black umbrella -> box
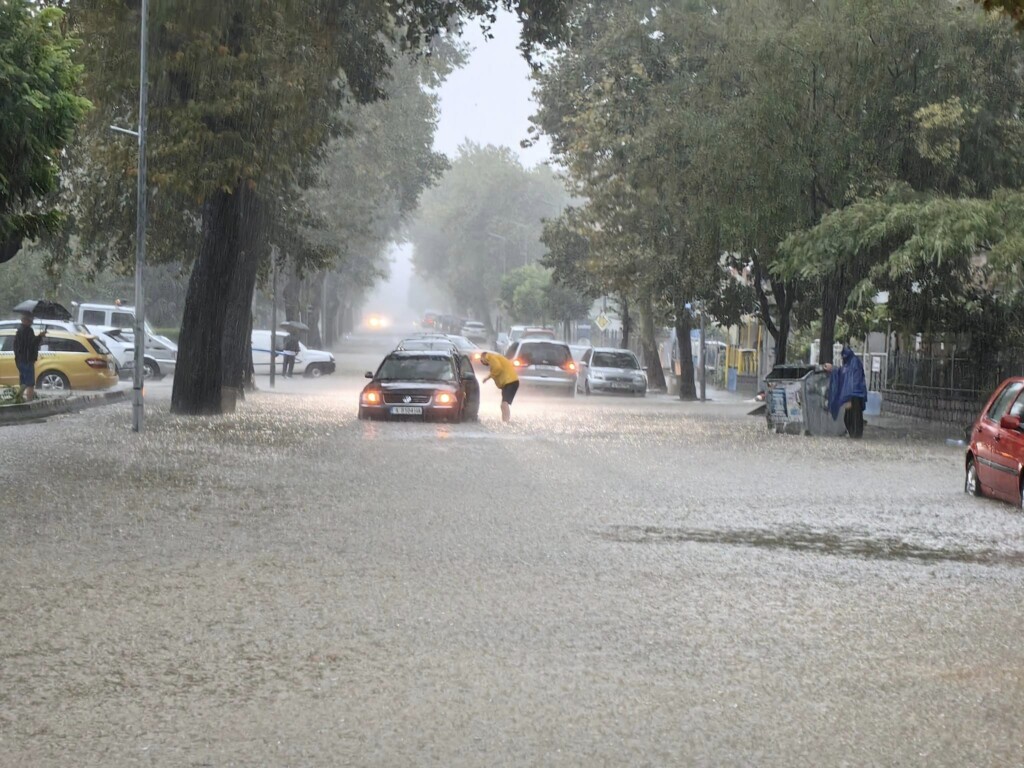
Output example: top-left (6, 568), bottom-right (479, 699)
top-left (13, 299), bottom-right (72, 321)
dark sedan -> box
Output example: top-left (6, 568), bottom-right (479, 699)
top-left (359, 350), bottom-right (475, 422)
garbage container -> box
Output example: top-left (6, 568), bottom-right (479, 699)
top-left (765, 364), bottom-right (848, 436)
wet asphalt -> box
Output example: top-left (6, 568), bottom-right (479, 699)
top-left (1, 332), bottom-right (1022, 767)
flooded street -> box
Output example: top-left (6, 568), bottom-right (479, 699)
top-left (2, 334), bottom-right (1023, 767)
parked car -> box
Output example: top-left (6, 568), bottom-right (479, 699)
top-left (577, 347), bottom-right (647, 396)
top-left (0, 328), bottom-right (118, 392)
top-left (251, 330), bottom-right (335, 377)
top-left (460, 320), bottom-right (488, 344)
top-left (0, 319), bottom-right (138, 379)
top-left (965, 377), bottom-right (1024, 508)
top-left (504, 338), bottom-right (578, 396)
top-left (395, 336), bottom-right (480, 418)
top-left (359, 349), bottom-right (477, 421)
top-left (73, 303), bottom-right (178, 378)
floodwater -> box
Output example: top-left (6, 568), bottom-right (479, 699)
top-left (1, 333), bottom-right (1022, 766)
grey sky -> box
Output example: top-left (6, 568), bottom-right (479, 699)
top-left (433, 11), bottom-right (552, 168)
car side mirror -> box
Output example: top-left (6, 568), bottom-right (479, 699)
top-left (364, 371), bottom-right (373, 379)
top-left (999, 414), bottom-right (1022, 431)
top-left (462, 370), bottom-right (475, 380)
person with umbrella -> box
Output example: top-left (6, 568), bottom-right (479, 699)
top-left (14, 312), bottom-right (46, 401)
top-left (279, 322), bottom-right (306, 378)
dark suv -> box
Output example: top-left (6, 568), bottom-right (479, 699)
top-left (359, 350), bottom-right (478, 421)
top-left (503, 339), bottom-right (578, 397)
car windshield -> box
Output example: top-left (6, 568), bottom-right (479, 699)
top-left (518, 342), bottom-right (570, 366)
top-left (592, 351), bottom-right (639, 369)
top-left (378, 356), bottom-right (455, 381)
top-left (399, 339), bottom-right (455, 351)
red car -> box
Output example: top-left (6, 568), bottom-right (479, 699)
top-left (965, 377), bottom-right (1024, 508)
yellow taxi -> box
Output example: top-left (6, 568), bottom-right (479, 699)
top-left (0, 328), bottom-right (119, 392)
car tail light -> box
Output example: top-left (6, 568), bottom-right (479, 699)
top-left (85, 357), bottom-right (108, 369)
top-left (362, 390), bottom-right (381, 404)
top-left (437, 392), bottom-right (453, 404)
top-left (472, 352), bottom-right (482, 360)
top-left (565, 361), bottom-right (577, 372)
top-left (512, 358), bottom-right (523, 367)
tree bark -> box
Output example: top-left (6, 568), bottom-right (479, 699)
top-left (171, 187), bottom-right (243, 415)
top-left (283, 263), bottom-right (301, 322)
top-left (308, 272), bottom-right (325, 348)
top-left (620, 296), bottom-right (631, 349)
top-left (819, 269), bottom-right (846, 367)
top-left (675, 306), bottom-right (697, 400)
top-left (640, 295), bottom-right (667, 393)
top-left (221, 189), bottom-right (263, 396)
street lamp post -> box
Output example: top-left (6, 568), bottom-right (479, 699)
top-left (110, 1), bottom-right (150, 431)
top-left (131, 0), bottom-right (150, 432)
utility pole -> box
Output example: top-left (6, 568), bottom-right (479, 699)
top-left (270, 245), bottom-right (278, 389)
top-left (699, 301), bottom-right (706, 402)
top-left (131, 0), bottom-right (149, 433)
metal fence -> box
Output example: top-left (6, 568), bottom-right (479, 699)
top-left (886, 352), bottom-right (1024, 400)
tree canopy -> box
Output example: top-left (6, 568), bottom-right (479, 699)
top-left (0, 1), bottom-right (90, 264)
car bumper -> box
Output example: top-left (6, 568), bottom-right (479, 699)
top-left (360, 403), bottom-right (459, 420)
top-left (519, 374), bottom-right (577, 391)
top-left (590, 380), bottom-right (646, 394)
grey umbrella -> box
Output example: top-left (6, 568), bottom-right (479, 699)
top-left (280, 320), bottom-right (309, 332)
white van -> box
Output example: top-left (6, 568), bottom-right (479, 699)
top-left (251, 330), bottom-right (336, 378)
top-left (74, 302), bottom-right (178, 379)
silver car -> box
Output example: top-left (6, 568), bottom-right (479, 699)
top-left (505, 339), bottom-right (578, 396)
top-left (578, 347), bottom-right (647, 396)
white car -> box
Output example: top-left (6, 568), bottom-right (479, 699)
top-left (577, 347), bottom-right (647, 396)
top-left (460, 321), bottom-right (487, 343)
top-left (251, 330), bottom-right (336, 377)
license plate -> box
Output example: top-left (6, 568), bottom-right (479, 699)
top-left (391, 406), bottom-right (423, 416)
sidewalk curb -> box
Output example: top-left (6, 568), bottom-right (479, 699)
top-left (0, 390), bottom-right (126, 426)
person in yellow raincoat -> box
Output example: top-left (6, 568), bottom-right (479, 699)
top-left (479, 351), bottom-right (520, 423)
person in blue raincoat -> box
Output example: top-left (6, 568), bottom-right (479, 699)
top-left (823, 345), bottom-right (868, 438)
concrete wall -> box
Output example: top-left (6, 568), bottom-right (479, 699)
top-left (881, 389), bottom-right (983, 427)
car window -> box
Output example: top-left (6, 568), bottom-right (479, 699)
top-left (82, 309), bottom-right (106, 325)
top-left (87, 337), bottom-right (111, 355)
top-left (592, 351), bottom-right (640, 369)
top-left (1008, 391), bottom-right (1024, 419)
top-left (517, 342), bottom-right (570, 366)
top-left (0, 334), bottom-right (13, 352)
top-left (986, 382), bottom-right (1024, 421)
top-left (378, 356), bottom-right (456, 381)
top-left (42, 337), bottom-right (88, 354)
top-left (112, 312), bottom-right (135, 328)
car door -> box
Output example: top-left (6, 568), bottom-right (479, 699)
top-left (0, 332), bottom-right (16, 386)
top-left (974, 381), bottom-right (1024, 499)
top-left (993, 389), bottom-right (1024, 503)
top-left (459, 353), bottom-right (480, 415)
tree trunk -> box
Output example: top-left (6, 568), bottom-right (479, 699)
top-left (308, 272), bottom-right (325, 348)
top-left (172, 187), bottom-right (243, 415)
top-left (620, 296), bottom-right (631, 349)
top-left (221, 196), bottom-right (263, 397)
top-left (640, 295), bottom-right (667, 393)
top-left (283, 263), bottom-right (301, 322)
top-left (820, 271), bottom-right (845, 367)
top-left (676, 307), bottom-right (697, 401)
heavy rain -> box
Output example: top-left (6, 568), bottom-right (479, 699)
top-left (2, 1), bottom-right (1024, 766)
